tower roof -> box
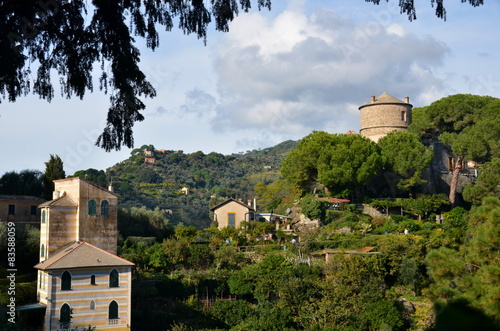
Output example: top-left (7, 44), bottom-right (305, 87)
top-left (359, 92), bottom-right (412, 109)
top-left (34, 241), bottom-right (134, 270)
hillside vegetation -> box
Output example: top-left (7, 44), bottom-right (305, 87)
top-left (2, 94), bottom-right (500, 330)
top-left (73, 140), bottom-right (298, 230)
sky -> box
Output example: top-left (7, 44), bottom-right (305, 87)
top-left (1, 0), bottom-right (499, 175)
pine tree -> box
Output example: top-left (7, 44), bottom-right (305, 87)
top-left (43, 154), bottom-right (66, 200)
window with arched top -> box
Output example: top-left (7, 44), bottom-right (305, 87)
top-left (88, 200), bottom-right (97, 215)
top-left (90, 300), bottom-right (95, 310)
top-left (108, 300), bottom-right (118, 319)
top-left (90, 275), bottom-right (96, 285)
top-left (59, 303), bottom-right (71, 328)
top-left (101, 200), bottom-right (109, 215)
top-left (41, 244), bottom-right (45, 258)
top-left (109, 269), bottom-right (119, 288)
top-left (41, 209), bottom-right (46, 223)
top-left (61, 271), bottom-right (71, 290)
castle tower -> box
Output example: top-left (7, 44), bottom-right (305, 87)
top-left (358, 92), bottom-right (412, 142)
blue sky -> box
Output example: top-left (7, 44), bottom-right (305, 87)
top-left (1, 0), bottom-right (499, 175)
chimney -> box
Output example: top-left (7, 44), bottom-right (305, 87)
top-left (405, 96), bottom-right (410, 103)
top-left (52, 190), bottom-right (60, 199)
top-left (253, 198), bottom-right (257, 211)
top-left (371, 95), bottom-right (376, 102)
top-left (247, 199), bottom-right (252, 206)
top-left (108, 185), bottom-right (114, 192)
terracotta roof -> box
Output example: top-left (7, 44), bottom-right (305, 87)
top-left (210, 198), bottom-right (255, 212)
top-left (359, 92), bottom-right (412, 109)
top-left (34, 241), bottom-right (134, 270)
top-left (39, 193), bottom-right (77, 208)
top-left (316, 197), bottom-right (351, 204)
top-left (357, 246), bottom-right (376, 254)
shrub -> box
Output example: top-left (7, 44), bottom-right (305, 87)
top-left (398, 220), bottom-right (420, 233)
top-left (361, 300), bottom-right (404, 330)
top-left (211, 300), bottom-right (254, 327)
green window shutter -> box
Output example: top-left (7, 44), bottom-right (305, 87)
top-left (88, 200), bottom-right (97, 215)
top-left (101, 200), bottom-right (109, 215)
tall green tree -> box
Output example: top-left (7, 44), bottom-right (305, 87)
top-left (281, 131), bottom-right (336, 195)
top-left (1, 1), bottom-right (272, 151)
top-left (317, 134), bottom-right (383, 198)
top-left (426, 197), bottom-right (500, 324)
top-left (410, 94), bottom-right (500, 206)
top-left (378, 131), bottom-right (433, 191)
top-left (282, 131), bottom-right (383, 199)
top-left (43, 154), bottom-right (65, 200)
top-left (0, 169), bottom-right (44, 197)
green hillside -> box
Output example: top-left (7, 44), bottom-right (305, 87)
top-left (73, 140), bottom-right (298, 229)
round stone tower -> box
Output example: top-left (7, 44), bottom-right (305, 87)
top-left (358, 92), bottom-right (412, 142)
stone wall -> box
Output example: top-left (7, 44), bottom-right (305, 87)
top-left (359, 103), bottom-right (412, 142)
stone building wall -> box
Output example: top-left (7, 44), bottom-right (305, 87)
top-left (359, 93), bottom-right (412, 142)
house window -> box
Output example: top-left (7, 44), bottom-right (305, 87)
top-left (8, 205), bottom-right (15, 215)
top-left (88, 200), bottom-right (97, 215)
top-left (61, 271), bottom-right (71, 290)
top-left (90, 275), bottom-right (96, 285)
top-left (41, 244), bottom-right (45, 258)
top-left (59, 303), bottom-right (71, 328)
top-left (448, 157), bottom-right (455, 170)
top-left (109, 269), bottom-right (119, 288)
top-left (31, 205), bottom-right (37, 216)
top-left (108, 300), bottom-right (119, 319)
top-left (101, 200), bottom-right (109, 215)
top-left (90, 300), bottom-right (95, 310)
top-left (228, 213), bottom-right (236, 227)
top-left (401, 111), bottom-right (406, 121)
top-left (41, 210), bottom-right (46, 223)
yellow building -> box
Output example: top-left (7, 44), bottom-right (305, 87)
top-left (210, 198), bottom-right (255, 229)
top-left (0, 195), bottom-right (45, 226)
top-left (35, 177), bottom-right (133, 330)
top-left (35, 242), bottom-right (133, 330)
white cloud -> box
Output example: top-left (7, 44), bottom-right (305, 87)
top-left (386, 23), bottom-right (406, 37)
top-left (208, 5), bottom-right (449, 140)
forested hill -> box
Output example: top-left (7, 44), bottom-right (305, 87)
top-left (73, 140), bottom-right (298, 229)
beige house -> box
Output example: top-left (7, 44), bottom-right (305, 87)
top-left (35, 242), bottom-right (134, 330)
top-left (0, 195), bottom-right (45, 226)
top-left (210, 198), bottom-right (255, 229)
top-left (35, 177), bottom-right (133, 331)
top-left (359, 92), bottom-right (412, 142)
